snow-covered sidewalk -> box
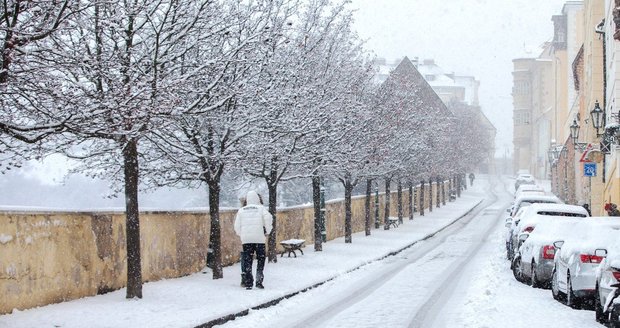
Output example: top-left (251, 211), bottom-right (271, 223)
top-left (0, 181), bottom-right (487, 328)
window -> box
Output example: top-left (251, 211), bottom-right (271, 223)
top-left (514, 110), bottom-right (531, 125)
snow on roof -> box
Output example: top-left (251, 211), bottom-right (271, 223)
top-left (520, 217), bottom-right (585, 262)
top-left (517, 204), bottom-right (589, 234)
top-left (605, 122), bottom-right (620, 130)
top-left (514, 194), bottom-right (562, 204)
top-left (513, 44), bottom-right (545, 60)
top-left (557, 218), bottom-right (620, 256)
top-left (527, 203), bottom-right (586, 213)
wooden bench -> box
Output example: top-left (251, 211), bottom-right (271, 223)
top-left (386, 217), bottom-right (399, 228)
top-left (280, 239), bottom-right (305, 258)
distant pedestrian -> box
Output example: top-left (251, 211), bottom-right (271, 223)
top-left (234, 190), bottom-right (273, 290)
top-left (469, 173), bottom-right (475, 186)
top-left (605, 203), bottom-right (620, 216)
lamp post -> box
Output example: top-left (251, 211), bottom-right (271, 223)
top-left (547, 148), bottom-right (555, 165)
top-left (570, 119), bottom-right (588, 151)
top-left (590, 100), bottom-right (605, 137)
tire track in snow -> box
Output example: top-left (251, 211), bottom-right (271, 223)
top-left (407, 177), bottom-right (505, 327)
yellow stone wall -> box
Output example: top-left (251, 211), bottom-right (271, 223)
top-left (0, 182), bottom-right (450, 314)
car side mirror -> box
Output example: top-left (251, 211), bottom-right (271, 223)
top-left (506, 208), bottom-right (512, 213)
top-left (595, 249), bottom-right (607, 257)
top-left (518, 233), bottom-right (529, 242)
top-left (553, 240), bottom-right (564, 249)
top-left (505, 221), bottom-right (512, 228)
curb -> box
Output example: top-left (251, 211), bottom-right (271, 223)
top-left (196, 199), bottom-right (484, 328)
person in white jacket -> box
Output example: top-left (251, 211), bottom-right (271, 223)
top-left (234, 190), bottom-right (273, 289)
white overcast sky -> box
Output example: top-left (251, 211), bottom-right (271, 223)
top-left (350, 0), bottom-right (568, 156)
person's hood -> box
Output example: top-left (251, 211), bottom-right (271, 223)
top-left (246, 190), bottom-right (261, 205)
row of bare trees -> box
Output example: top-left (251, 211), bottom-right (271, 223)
top-left (1, 0), bottom-right (492, 299)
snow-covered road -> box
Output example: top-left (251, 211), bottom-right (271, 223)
top-left (222, 177), bottom-right (601, 328)
top-left (1, 176), bottom-right (601, 328)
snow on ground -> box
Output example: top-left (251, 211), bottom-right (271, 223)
top-left (0, 179), bottom-right (486, 328)
top-left (222, 176), bottom-right (602, 328)
top-left (450, 181), bottom-right (598, 328)
top-left (1, 176), bottom-right (602, 328)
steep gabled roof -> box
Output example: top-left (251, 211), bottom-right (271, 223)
top-left (381, 57), bottom-right (454, 118)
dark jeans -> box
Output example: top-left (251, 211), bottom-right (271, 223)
top-left (242, 243), bottom-right (266, 287)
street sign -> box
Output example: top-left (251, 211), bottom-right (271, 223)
top-left (584, 163), bottom-right (597, 177)
top-left (579, 144), bottom-right (593, 162)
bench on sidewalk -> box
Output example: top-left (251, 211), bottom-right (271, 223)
top-left (280, 239), bottom-right (305, 257)
top-left (386, 217), bottom-right (399, 228)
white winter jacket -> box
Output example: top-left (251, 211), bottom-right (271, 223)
top-left (234, 191), bottom-right (273, 244)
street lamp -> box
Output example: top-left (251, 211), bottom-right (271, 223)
top-left (547, 148), bottom-right (555, 165)
top-left (570, 119), bottom-right (589, 150)
top-left (590, 100), bottom-right (605, 136)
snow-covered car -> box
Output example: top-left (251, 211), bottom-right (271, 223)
top-left (551, 218), bottom-right (620, 309)
top-left (516, 169), bottom-right (530, 176)
top-left (506, 207), bottom-right (528, 260)
top-left (594, 237), bottom-right (620, 325)
top-left (515, 184), bottom-right (545, 199)
top-left (506, 197), bottom-right (565, 260)
top-left (513, 216), bottom-right (585, 287)
top-left (515, 174), bottom-right (536, 191)
top-left (509, 194), bottom-right (561, 217)
top-left (509, 203), bottom-right (588, 279)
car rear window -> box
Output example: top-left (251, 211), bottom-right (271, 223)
top-left (536, 211), bottom-right (586, 217)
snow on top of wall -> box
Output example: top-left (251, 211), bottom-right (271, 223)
top-left (0, 234), bottom-right (13, 244)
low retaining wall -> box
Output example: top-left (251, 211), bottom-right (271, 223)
top-left (0, 180), bottom-right (450, 314)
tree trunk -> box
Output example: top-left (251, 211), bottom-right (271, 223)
top-left (374, 184), bottom-right (380, 229)
top-left (436, 177), bottom-right (441, 209)
top-left (365, 179), bottom-right (372, 236)
top-left (312, 174), bottom-right (322, 251)
top-left (428, 179), bottom-right (433, 212)
top-left (441, 177), bottom-right (446, 205)
top-left (409, 182), bottom-right (414, 220)
top-left (419, 180), bottom-right (425, 216)
top-left (267, 178), bottom-right (278, 263)
top-left (208, 181), bottom-right (223, 279)
top-left (397, 179), bottom-right (403, 224)
top-left (123, 138), bottom-right (142, 299)
top-left (384, 177), bottom-right (391, 230)
top-left (344, 173), bottom-right (353, 243)
top-left (456, 174), bottom-right (462, 197)
top-left (462, 173), bottom-right (467, 190)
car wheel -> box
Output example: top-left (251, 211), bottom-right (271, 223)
top-left (512, 256), bottom-right (523, 282)
top-left (595, 284), bottom-right (607, 324)
top-left (531, 262), bottom-right (540, 288)
top-left (566, 273), bottom-right (580, 309)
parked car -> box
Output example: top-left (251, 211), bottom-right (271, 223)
top-left (506, 197), bottom-right (565, 260)
top-left (516, 169), bottom-right (530, 176)
top-left (506, 207), bottom-right (528, 260)
top-left (509, 194), bottom-right (562, 217)
top-left (513, 216), bottom-right (585, 286)
top-left (594, 237), bottom-right (620, 326)
top-left (551, 219), bottom-right (620, 309)
top-left (515, 173), bottom-right (536, 191)
top-left (509, 203), bottom-right (588, 280)
top-left (515, 184), bottom-right (545, 199)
